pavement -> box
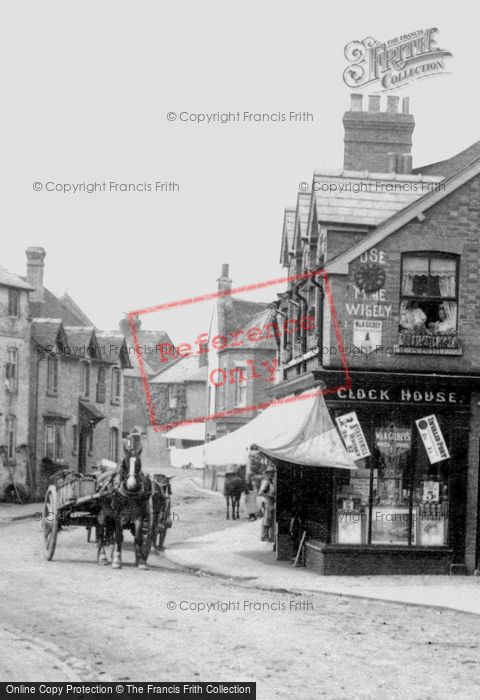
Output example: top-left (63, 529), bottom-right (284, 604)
top-left (164, 516), bottom-right (480, 616)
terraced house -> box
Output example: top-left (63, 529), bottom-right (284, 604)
top-left (273, 94), bottom-right (480, 576)
top-left (26, 247), bottom-right (131, 496)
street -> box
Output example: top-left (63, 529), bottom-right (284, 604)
top-left (1, 469), bottom-right (480, 699)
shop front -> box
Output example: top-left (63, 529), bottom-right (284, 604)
top-left (275, 370), bottom-right (480, 575)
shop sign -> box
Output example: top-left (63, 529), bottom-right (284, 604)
top-left (415, 415), bottom-right (450, 464)
top-left (353, 320), bottom-right (382, 355)
top-left (334, 386), bottom-right (467, 405)
top-left (375, 427), bottom-right (411, 455)
top-left (336, 411), bottom-right (371, 460)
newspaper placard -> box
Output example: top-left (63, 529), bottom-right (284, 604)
top-left (336, 411), bottom-right (371, 461)
top-left (415, 415), bottom-right (450, 464)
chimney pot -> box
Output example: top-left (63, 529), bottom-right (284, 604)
top-left (387, 153), bottom-right (399, 173)
top-left (217, 263), bottom-right (232, 293)
top-left (368, 95), bottom-right (381, 112)
top-left (402, 97), bottom-right (410, 114)
top-left (25, 246), bottom-right (46, 303)
top-left (350, 94), bottom-right (363, 111)
top-left (386, 96), bottom-right (399, 113)
top-left (221, 263), bottom-right (229, 278)
top-left (401, 154), bottom-right (413, 175)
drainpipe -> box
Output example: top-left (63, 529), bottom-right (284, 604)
top-left (311, 272), bottom-right (324, 357)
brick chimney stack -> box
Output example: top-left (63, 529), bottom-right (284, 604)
top-left (343, 94), bottom-right (415, 174)
top-left (217, 263), bottom-right (232, 293)
top-left (25, 246), bottom-right (46, 303)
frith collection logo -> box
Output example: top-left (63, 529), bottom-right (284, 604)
top-left (343, 28), bottom-right (452, 91)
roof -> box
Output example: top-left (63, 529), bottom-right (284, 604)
top-left (151, 354), bottom-right (208, 384)
top-left (279, 208), bottom-right (296, 265)
top-left (95, 332), bottom-right (133, 369)
top-left (63, 327), bottom-right (98, 358)
top-left (31, 319), bottom-right (68, 351)
top-left (233, 305), bottom-right (278, 351)
top-left (125, 329), bottom-right (174, 375)
top-left (310, 169), bottom-right (444, 227)
top-left (30, 287), bottom-right (94, 326)
top-left (218, 297), bottom-right (271, 339)
top-left (325, 156), bottom-right (480, 274)
top-left (414, 141), bottom-right (480, 178)
top-left (0, 265), bottom-right (33, 291)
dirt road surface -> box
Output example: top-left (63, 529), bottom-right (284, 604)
top-left (1, 469), bottom-right (480, 699)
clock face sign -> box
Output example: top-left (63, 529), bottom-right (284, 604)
top-left (354, 262), bottom-right (386, 293)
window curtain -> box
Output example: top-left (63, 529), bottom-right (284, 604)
top-left (440, 301), bottom-right (457, 328)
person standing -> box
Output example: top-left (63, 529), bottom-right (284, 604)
top-left (259, 465), bottom-right (276, 542)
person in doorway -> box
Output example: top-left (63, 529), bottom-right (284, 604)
top-left (258, 465), bottom-right (276, 542)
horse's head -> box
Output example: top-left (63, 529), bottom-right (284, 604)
top-left (121, 447), bottom-right (143, 493)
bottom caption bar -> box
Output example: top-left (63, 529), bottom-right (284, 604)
top-left (1, 683), bottom-right (256, 699)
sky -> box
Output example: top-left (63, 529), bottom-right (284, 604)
top-left (1, 1), bottom-right (478, 346)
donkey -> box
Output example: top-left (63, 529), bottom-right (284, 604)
top-left (223, 471), bottom-right (247, 520)
top-left (96, 446), bottom-right (152, 570)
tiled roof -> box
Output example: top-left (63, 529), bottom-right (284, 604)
top-left (95, 332), bottom-right (133, 368)
top-left (151, 354), bottom-right (208, 384)
top-left (125, 330), bottom-right (174, 374)
top-left (0, 265), bottom-right (33, 291)
top-left (413, 141), bottom-right (480, 178)
top-left (63, 327), bottom-right (98, 358)
top-left (58, 292), bottom-right (94, 326)
top-left (234, 305), bottom-right (278, 351)
top-left (30, 287), bottom-right (93, 326)
top-left (310, 169), bottom-right (444, 227)
top-left (31, 319), bottom-right (66, 351)
top-left (219, 297), bottom-right (271, 338)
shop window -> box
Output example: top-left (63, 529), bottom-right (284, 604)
top-left (6, 348), bottom-right (18, 393)
top-left (47, 355), bottom-right (58, 395)
top-left (80, 361), bottom-right (90, 397)
top-left (111, 367), bottom-right (121, 404)
top-left (334, 410), bottom-right (450, 548)
top-left (8, 289), bottom-right (20, 317)
top-left (109, 427), bottom-right (119, 462)
top-left (45, 424), bottom-right (65, 462)
top-left (6, 416), bottom-right (17, 463)
top-left (398, 253), bottom-right (460, 350)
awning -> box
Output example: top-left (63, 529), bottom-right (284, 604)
top-left (163, 422), bottom-right (205, 442)
top-left (79, 400), bottom-right (105, 427)
top-left (173, 391), bottom-right (356, 469)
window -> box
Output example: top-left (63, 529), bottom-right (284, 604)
top-left (72, 424), bottom-right (78, 455)
top-left (6, 416), bottom-right (16, 463)
top-left (96, 367), bottom-right (106, 403)
top-left (399, 253), bottom-right (459, 350)
top-left (334, 409), bottom-right (450, 548)
top-left (6, 348), bottom-right (18, 393)
top-left (166, 437), bottom-right (176, 449)
top-left (47, 355), bottom-right (58, 395)
top-left (88, 425), bottom-right (94, 456)
top-left (80, 361), bottom-right (90, 397)
top-left (45, 424), bottom-right (65, 462)
top-left (108, 427), bottom-right (119, 462)
top-left (167, 385), bottom-right (178, 409)
top-left (232, 366), bottom-right (247, 407)
top-left (111, 367), bottom-right (121, 404)
top-left (8, 289), bottom-right (20, 317)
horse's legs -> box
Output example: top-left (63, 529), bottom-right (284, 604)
top-left (97, 510), bottom-right (109, 565)
top-left (235, 495), bottom-right (240, 520)
top-left (111, 514), bottom-right (123, 569)
top-left (226, 496), bottom-right (230, 520)
top-left (134, 514), bottom-right (148, 569)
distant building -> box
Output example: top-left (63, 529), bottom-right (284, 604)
top-left (0, 265), bottom-right (32, 499)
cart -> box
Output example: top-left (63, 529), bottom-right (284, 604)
top-left (42, 470), bottom-right (102, 561)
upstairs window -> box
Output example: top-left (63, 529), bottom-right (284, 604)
top-left (167, 385), bottom-right (178, 409)
top-left (47, 355), bottom-right (58, 395)
top-left (8, 289), bottom-right (20, 317)
top-left (399, 253), bottom-right (460, 350)
top-left (80, 361), bottom-right (90, 397)
top-left (232, 366), bottom-right (247, 407)
top-left (6, 348), bottom-right (18, 393)
top-left (111, 368), bottom-right (121, 404)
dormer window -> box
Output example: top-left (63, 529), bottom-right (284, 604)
top-left (398, 253), bottom-right (460, 352)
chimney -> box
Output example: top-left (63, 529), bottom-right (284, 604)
top-left (217, 263), bottom-right (232, 293)
top-left (25, 246), bottom-right (46, 303)
top-left (343, 94), bottom-right (415, 173)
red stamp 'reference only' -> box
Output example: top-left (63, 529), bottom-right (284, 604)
top-left (128, 269), bottom-right (351, 432)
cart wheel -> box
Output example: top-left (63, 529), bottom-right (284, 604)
top-left (43, 485), bottom-right (59, 561)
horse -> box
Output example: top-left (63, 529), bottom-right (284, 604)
top-left (96, 447), bottom-right (153, 570)
top-left (223, 471), bottom-right (247, 520)
top-left (151, 473), bottom-right (174, 550)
